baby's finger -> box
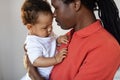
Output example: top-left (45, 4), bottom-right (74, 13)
top-left (62, 39), bottom-right (69, 44)
top-left (61, 55), bottom-right (67, 59)
top-left (60, 48), bottom-right (68, 53)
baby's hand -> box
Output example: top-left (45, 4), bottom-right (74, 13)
top-left (54, 48), bottom-right (67, 63)
top-left (57, 35), bottom-right (69, 44)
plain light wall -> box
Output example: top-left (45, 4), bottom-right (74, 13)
top-left (0, 0), bottom-right (119, 80)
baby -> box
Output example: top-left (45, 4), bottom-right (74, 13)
top-left (21, 0), bottom-right (68, 80)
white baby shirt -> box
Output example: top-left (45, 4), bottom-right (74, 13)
top-left (25, 35), bottom-right (56, 79)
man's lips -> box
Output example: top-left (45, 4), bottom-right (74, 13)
top-left (55, 19), bottom-right (60, 26)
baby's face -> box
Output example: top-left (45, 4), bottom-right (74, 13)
top-left (31, 13), bottom-right (53, 37)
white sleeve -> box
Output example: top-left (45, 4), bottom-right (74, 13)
top-left (25, 40), bottom-right (43, 64)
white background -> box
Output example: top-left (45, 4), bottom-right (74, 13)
top-left (0, 0), bottom-right (119, 80)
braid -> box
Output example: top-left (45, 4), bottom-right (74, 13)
top-left (96, 0), bottom-right (120, 44)
top-left (81, 0), bottom-right (120, 44)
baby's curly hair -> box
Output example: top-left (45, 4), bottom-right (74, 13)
top-left (21, 0), bottom-right (52, 25)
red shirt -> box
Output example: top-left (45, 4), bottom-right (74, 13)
top-left (50, 20), bottom-right (120, 80)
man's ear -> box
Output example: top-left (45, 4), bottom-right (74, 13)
top-left (26, 24), bottom-right (32, 30)
top-left (73, 0), bottom-right (81, 12)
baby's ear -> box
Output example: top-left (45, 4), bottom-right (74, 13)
top-left (26, 24), bottom-right (32, 30)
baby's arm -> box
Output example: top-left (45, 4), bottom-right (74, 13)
top-left (33, 48), bottom-right (67, 67)
top-left (24, 54), bottom-right (45, 80)
top-left (57, 35), bottom-right (69, 44)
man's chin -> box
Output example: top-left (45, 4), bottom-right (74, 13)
top-left (56, 23), bottom-right (69, 30)
top-left (60, 26), bottom-right (68, 30)
top-left (57, 22), bottom-right (61, 26)
top-left (56, 23), bottom-right (62, 28)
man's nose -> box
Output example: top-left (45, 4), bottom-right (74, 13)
top-left (53, 11), bottom-right (56, 17)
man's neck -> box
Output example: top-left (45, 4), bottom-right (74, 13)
top-left (74, 6), bottom-right (96, 31)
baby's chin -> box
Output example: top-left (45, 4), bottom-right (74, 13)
top-left (45, 34), bottom-right (51, 37)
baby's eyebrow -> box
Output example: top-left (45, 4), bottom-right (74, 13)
top-left (46, 23), bottom-right (52, 26)
top-left (41, 23), bottom-right (52, 28)
top-left (41, 25), bottom-right (47, 28)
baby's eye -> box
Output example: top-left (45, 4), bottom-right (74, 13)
top-left (43, 27), bottom-right (47, 29)
top-left (42, 26), bottom-right (48, 29)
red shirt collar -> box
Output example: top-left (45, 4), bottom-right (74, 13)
top-left (74, 20), bottom-right (102, 37)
